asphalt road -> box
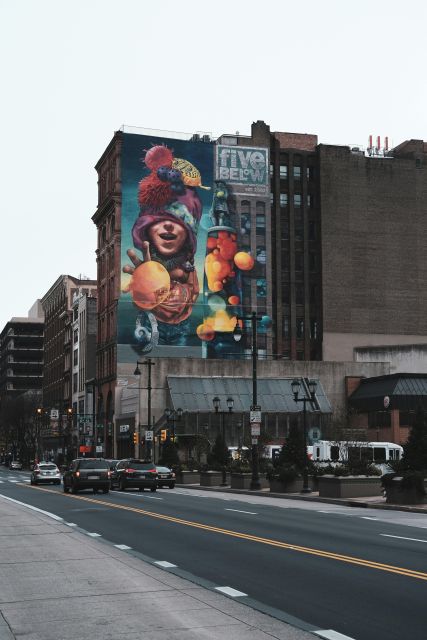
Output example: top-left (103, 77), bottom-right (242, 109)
top-left (1, 466), bottom-right (426, 640)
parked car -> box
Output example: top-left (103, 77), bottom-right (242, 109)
top-left (63, 458), bottom-right (110, 494)
top-left (31, 462), bottom-right (61, 485)
top-left (155, 465), bottom-right (176, 489)
top-left (10, 460), bottom-right (23, 470)
top-left (111, 459), bottom-right (157, 492)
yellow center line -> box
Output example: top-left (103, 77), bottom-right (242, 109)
top-left (22, 484), bottom-right (427, 582)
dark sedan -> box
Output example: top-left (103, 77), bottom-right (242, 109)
top-left (155, 466), bottom-right (176, 489)
top-left (111, 459), bottom-right (157, 492)
top-left (63, 458), bottom-right (110, 494)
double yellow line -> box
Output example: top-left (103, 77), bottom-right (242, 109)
top-left (25, 484), bottom-right (427, 582)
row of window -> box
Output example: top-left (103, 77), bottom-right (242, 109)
top-left (276, 193), bottom-right (314, 208)
top-left (282, 317), bottom-right (318, 339)
top-left (270, 165), bottom-right (316, 181)
top-left (281, 284), bottom-right (317, 304)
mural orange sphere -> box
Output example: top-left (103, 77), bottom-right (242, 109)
top-left (196, 323), bottom-right (215, 341)
top-left (234, 251), bottom-right (255, 271)
top-left (129, 261), bottom-right (170, 310)
top-left (212, 280), bottom-right (223, 291)
top-left (228, 295), bottom-right (240, 305)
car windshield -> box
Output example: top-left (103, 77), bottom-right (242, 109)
top-left (78, 460), bottom-right (108, 469)
top-left (39, 464), bottom-right (57, 470)
top-left (127, 461), bottom-right (155, 470)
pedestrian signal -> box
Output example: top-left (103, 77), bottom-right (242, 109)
top-left (161, 429), bottom-right (167, 442)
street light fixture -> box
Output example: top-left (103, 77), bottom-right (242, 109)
top-left (291, 378), bottom-right (317, 493)
top-left (233, 311), bottom-right (270, 491)
top-left (212, 395), bottom-right (234, 486)
top-left (134, 359), bottom-right (155, 462)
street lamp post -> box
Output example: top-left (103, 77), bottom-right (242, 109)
top-left (134, 359), bottom-right (155, 462)
top-left (291, 378), bottom-right (318, 493)
top-left (212, 396), bottom-right (234, 486)
top-left (233, 311), bottom-right (270, 491)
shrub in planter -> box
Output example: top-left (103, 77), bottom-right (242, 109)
top-left (382, 471), bottom-right (426, 504)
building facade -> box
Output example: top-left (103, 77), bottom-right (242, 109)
top-left (41, 275), bottom-right (96, 460)
top-left (91, 123), bottom-right (427, 453)
top-left (0, 316), bottom-right (44, 400)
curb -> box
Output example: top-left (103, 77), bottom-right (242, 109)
top-left (175, 483), bottom-right (427, 514)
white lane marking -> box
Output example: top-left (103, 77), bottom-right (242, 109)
top-left (215, 586), bottom-right (248, 597)
top-left (225, 508), bottom-right (258, 515)
top-left (380, 534), bottom-right (427, 544)
top-left (0, 494), bottom-right (63, 521)
top-left (9, 480), bottom-right (19, 483)
top-left (64, 522), bottom-right (77, 527)
top-left (115, 544), bottom-right (132, 550)
top-left (86, 532), bottom-right (101, 537)
top-left (361, 517), bottom-right (377, 520)
top-left (155, 561), bottom-right (177, 568)
top-left (315, 630), bottom-right (356, 640)
top-left (143, 496), bottom-right (163, 500)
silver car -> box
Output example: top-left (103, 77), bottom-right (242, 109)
top-left (31, 462), bottom-right (61, 485)
top-left (10, 460), bottom-right (23, 470)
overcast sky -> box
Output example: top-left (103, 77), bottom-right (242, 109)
top-left (0, 0), bottom-right (426, 329)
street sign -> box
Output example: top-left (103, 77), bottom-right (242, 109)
top-left (384, 396), bottom-right (390, 409)
top-left (50, 409), bottom-right (59, 419)
top-left (119, 424), bottom-right (130, 433)
top-left (250, 410), bottom-right (262, 424)
top-left (251, 424), bottom-right (260, 436)
top-left (96, 445), bottom-right (103, 453)
top-left (251, 438), bottom-right (258, 445)
top-left (145, 430), bottom-right (154, 441)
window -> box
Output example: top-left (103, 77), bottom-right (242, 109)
top-left (295, 252), bottom-right (304, 272)
top-left (280, 193), bottom-right (288, 207)
top-left (270, 164), bottom-right (274, 176)
top-left (283, 316), bottom-right (290, 337)
top-left (256, 247), bottom-right (266, 264)
top-left (240, 213), bottom-right (251, 235)
top-left (296, 285), bottom-right (304, 304)
top-left (294, 194), bottom-right (302, 208)
top-left (309, 221), bottom-right (316, 241)
top-left (281, 217), bottom-right (289, 240)
top-left (307, 194), bottom-right (313, 208)
top-left (293, 166), bottom-right (301, 179)
top-left (270, 193), bottom-right (274, 205)
top-left (73, 373), bottom-right (78, 393)
top-left (310, 319), bottom-right (318, 339)
top-left (73, 349), bottom-right (78, 366)
top-left (280, 165), bottom-right (288, 178)
top-left (256, 278), bottom-right (267, 297)
top-left (296, 318), bottom-right (304, 338)
top-left (309, 252), bottom-right (316, 272)
top-left (295, 212), bottom-right (304, 240)
top-left (256, 214), bottom-right (265, 236)
top-left (307, 166), bottom-right (315, 181)
top-left (73, 329), bottom-right (78, 344)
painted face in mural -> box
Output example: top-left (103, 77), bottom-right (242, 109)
top-left (147, 219), bottom-right (187, 258)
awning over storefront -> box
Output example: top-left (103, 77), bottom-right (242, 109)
top-left (167, 376), bottom-right (332, 414)
top-left (349, 373), bottom-right (427, 412)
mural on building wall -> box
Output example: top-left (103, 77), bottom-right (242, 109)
top-left (118, 134), bottom-right (268, 362)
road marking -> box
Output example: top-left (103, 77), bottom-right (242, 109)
top-left (9, 480), bottom-right (19, 483)
top-left (215, 586), bottom-right (247, 597)
top-left (64, 522), bottom-right (77, 527)
top-left (115, 544), bottom-right (131, 550)
top-left (315, 630), bottom-right (356, 640)
top-left (361, 517), bottom-right (377, 520)
top-left (155, 561), bottom-right (177, 568)
top-left (380, 534), bottom-right (427, 544)
top-left (86, 532), bottom-right (101, 537)
top-left (143, 496), bottom-right (163, 500)
top-left (225, 509), bottom-right (258, 515)
top-left (0, 494), bottom-right (63, 521)
top-left (20, 485), bottom-right (427, 582)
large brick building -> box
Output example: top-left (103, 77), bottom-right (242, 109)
top-left (91, 123), bottom-right (426, 455)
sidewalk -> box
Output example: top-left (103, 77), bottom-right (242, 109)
top-left (0, 495), bottom-right (321, 640)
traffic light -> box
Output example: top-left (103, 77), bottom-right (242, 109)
top-left (160, 429), bottom-right (167, 442)
top-left (133, 432), bottom-right (138, 445)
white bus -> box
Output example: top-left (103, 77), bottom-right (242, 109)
top-left (310, 441), bottom-right (403, 464)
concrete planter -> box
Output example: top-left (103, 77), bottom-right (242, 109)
top-left (385, 477), bottom-right (427, 505)
top-left (230, 473), bottom-right (269, 490)
top-left (176, 471), bottom-right (200, 485)
top-left (269, 477), bottom-right (304, 493)
top-left (318, 475), bottom-right (382, 499)
top-left (200, 471), bottom-right (226, 486)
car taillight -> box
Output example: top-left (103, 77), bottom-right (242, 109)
top-left (148, 469), bottom-right (156, 474)
top-left (125, 468), bottom-right (136, 473)
top-left (107, 471), bottom-right (111, 477)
